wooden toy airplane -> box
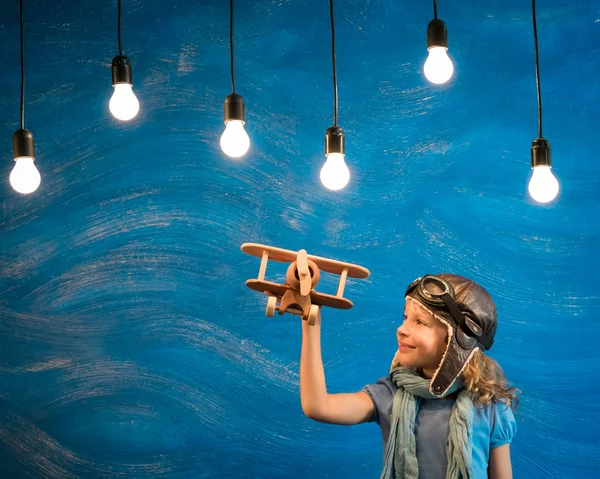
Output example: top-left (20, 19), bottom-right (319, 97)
top-left (241, 243), bottom-right (370, 325)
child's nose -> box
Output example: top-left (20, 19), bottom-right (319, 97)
top-left (397, 323), bottom-right (407, 337)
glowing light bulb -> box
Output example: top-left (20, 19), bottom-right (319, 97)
top-left (10, 157), bottom-right (40, 194)
top-left (320, 153), bottom-right (350, 191)
top-left (424, 46), bottom-right (454, 85)
top-left (528, 165), bottom-right (559, 203)
top-left (220, 120), bottom-right (250, 158)
top-left (109, 83), bottom-right (139, 121)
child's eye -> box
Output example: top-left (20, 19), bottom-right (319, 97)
top-left (416, 319), bottom-right (426, 326)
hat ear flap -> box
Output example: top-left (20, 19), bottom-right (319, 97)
top-left (430, 334), bottom-right (478, 396)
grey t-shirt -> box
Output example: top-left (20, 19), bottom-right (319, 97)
top-left (362, 376), bottom-right (455, 478)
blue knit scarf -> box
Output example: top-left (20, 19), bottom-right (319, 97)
top-left (381, 367), bottom-right (475, 479)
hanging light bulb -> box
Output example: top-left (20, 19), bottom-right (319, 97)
top-left (109, 0), bottom-right (139, 122)
top-left (321, 153), bottom-right (350, 191)
top-left (11, 157), bottom-right (40, 194)
top-left (221, 93), bottom-right (250, 158)
top-left (320, 0), bottom-right (351, 191)
top-left (527, 0), bottom-right (559, 204)
top-left (110, 56), bottom-right (139, 121)
top-left (9, 0), bottom-right (41, 195)
top-left (221, 0), bottom-right (250, 159)
top-left (321, 127), bottom-right (350, 191)
top-left (10, 129), bottom-right (40, 194)
top-left (424, 45), bottom-right (453, 84)
top-left (528, 138), bottom-right (559, 203)
top-left (424, 18), bottom-right (453, 85)
top-left (528, 167), bottom-right (559, 203)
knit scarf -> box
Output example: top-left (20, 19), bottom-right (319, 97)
top-left (380, 367), bottom-right (475, 479)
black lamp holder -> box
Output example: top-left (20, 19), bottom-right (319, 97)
top-left (427, 19), bottom-right (448, 49)
top-left (13, 128), bottom-right (35, 159)
top-left (224, 93), bottom-right (245, 123)
top-left (13, 0), bottom-right (35, 162)
top-left (530, 0), bottom-right (551, 169)
top-left (112, 55), bottom-right (133, 85)
top-left (223, 0), bottom-right (245, 124)
top-left (112, 0), bottom-right (133, 86)
top-left (325, 126), bottom-right (345, 156)
top-left (325, 0), bottom-right (345, 156)
top-left (531, 137), bottom-right (551, 168)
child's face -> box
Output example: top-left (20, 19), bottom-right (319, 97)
top-left (396, 298), bottom-right (449, 377)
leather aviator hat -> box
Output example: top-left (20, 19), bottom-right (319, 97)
top-left (402, 274), bottom-right (498, 397)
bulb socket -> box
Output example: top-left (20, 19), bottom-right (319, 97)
top-left (427, 19), bottom-right (448, 50)
top-left (112, 55), bottom-right (133, 85)
top-left (224, 93), bottom-right (246, 124)
top-left (531, 137), bottom-right (552, 168)
top-left (13, 128), bottom-right (35, 160)
top-left (325, 126), bottom-right (345, 156)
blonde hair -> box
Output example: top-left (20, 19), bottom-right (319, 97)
top-left (461, 349), bottom-right (520, 411)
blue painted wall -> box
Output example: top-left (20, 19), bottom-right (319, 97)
top-left (1, 0), bottom-right (599, 477)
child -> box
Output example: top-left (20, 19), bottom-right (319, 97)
top-left (300, 274), bottom-right (519, 479)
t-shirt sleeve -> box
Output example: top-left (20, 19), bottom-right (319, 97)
top-left (361, 376), bottom-right (395, 424)
top-left (490, 401), bottom-right (517, 448)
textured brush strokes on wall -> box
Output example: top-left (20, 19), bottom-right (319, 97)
top-left (0, 0), bottom-right (599, 477)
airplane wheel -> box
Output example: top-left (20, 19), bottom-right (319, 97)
top-left (266, 296), bottom-right (277, 317)
top-left (307, 305), bottom-right (320, 326)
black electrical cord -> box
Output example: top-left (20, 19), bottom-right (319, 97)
top-left (433, 0), bottom-right (438, 20)
top-left (532, 0), bottom-right (543, 138)
top-left (230, 0), bottom-right (236, 93)
top-left (118, 0), bottom-right (123, 56)
top-left (20, 0), bottom-right (25, 130)
top-left (330, 0), bottom-right (338, 126)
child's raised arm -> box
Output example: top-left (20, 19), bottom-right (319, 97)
top-left (300, 310), bottom-right (374, 425)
